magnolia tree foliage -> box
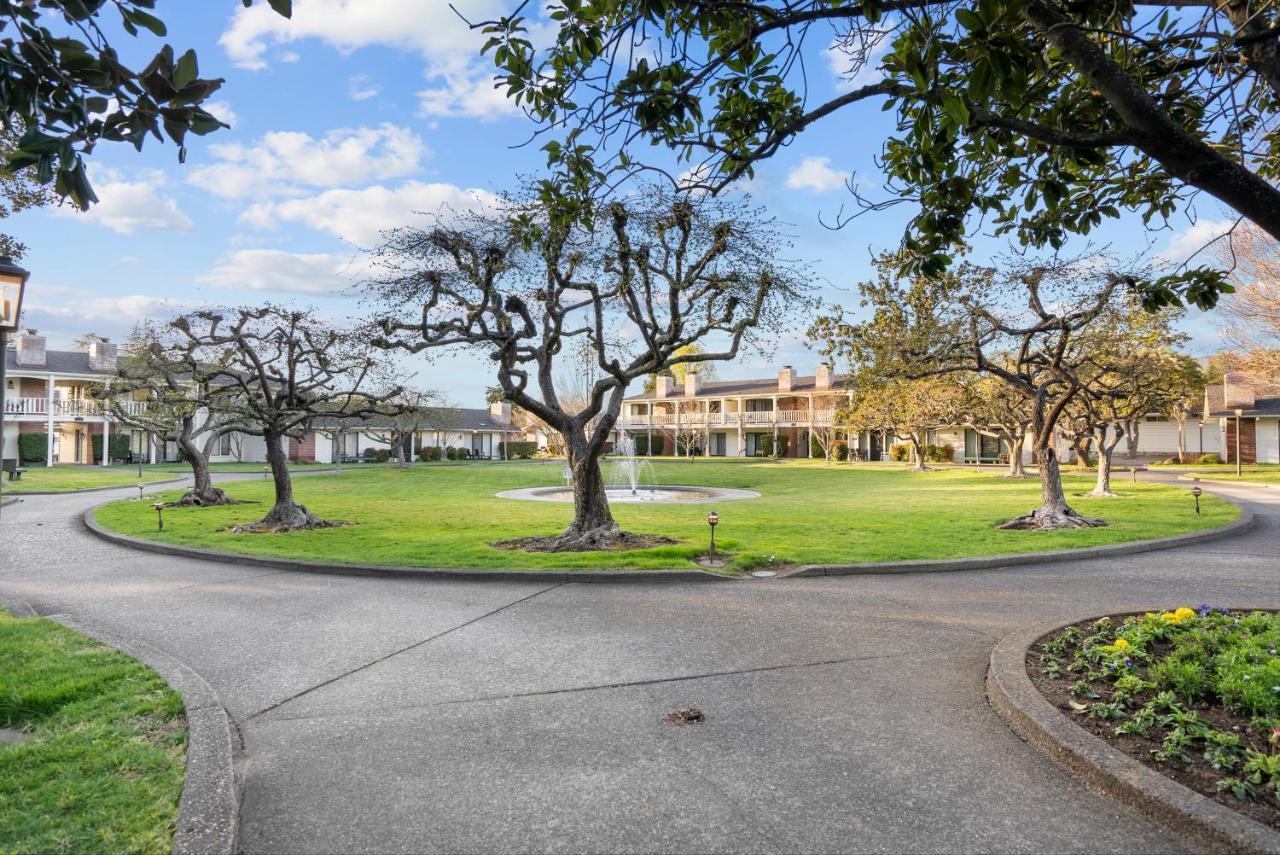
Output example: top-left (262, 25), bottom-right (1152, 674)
top-left (97, 321), bottom-right (249, 507)
top-left (170, 306), bottom-right (396, 532)
top-left (0, 0), bottom-right (290, 209)
top-left (810, 251), bottom-right (1131, 529)
top-left (478, 0), bottom-right (1280, 308)
top-left (366, 185), bottom-right (811, 551)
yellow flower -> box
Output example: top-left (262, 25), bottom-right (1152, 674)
top-left (1114, 638), bottom-right (1130, 650)
top-left (1174, 607), bottom-right (1196, 620)
top-left (1144, 612), bottom-right (1157, 619)
top-left (1159, 611), bottom-right (1180, 623)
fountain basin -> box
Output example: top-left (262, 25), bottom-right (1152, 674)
top-left (496, 485), bottom-right (760, 504)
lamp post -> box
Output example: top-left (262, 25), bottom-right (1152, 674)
top-left (706, 511), bottom-right (719, 563)
top-left (1234, 408), bottom-right (1243, 478)
top-left (1191, 479), bottom-right (1202, 516)
top-left (154, 501), bottom-right (165, 531)
top-left (0, 255), bottom-right (31, 523)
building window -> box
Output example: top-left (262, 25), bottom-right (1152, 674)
top-left (219, 433), bottom-right (233, 456)
top-left (746, 399), bottom-right (773, 412)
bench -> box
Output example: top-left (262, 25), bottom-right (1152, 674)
top-left (2, 459), bottom-right (26, 481)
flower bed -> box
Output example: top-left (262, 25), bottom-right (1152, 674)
top-left (1029, 608), bottom-right (1280, 830)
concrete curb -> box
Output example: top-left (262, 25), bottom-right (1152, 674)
top-left (987, 615), bottom-right (1280, 855)
top-left (81, 500), bottom-right (1252, 584)
top-left (1177, 474), bottom-right (1279, 491)
top-left (81, 507), bottom-right (730, 583)
top-left (789, 507), bottom-right (1253, 577)
top-left (0, 599), bottom-right (239, 855)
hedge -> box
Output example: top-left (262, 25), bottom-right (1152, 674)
top-left (90, 434), bottom-right (132, 463)
top-left (633, 434), bottom-right (664, 456)
top-left (18, 432), bottom-right (47, 463)
top-left (498, 441), bottom-right (538, 459)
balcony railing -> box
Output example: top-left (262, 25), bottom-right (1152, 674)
top-left (618, 409), bottom-right (838, 429)
top-left (2, 397), bottom-right (147, 418)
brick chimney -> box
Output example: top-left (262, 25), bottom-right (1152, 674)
top-left (778, 365), bottom-right (795, 392)
top-left (684, 372), bottom-right (701, 397)
top-left (88, 337), bottom-right (118, 373)
top-left (489, 400), bottom-right (512, 422)
top-left (14, 328), bottom-right (45, 368)
top-left (815, 363), bottom-right (832, 391)
top-left (655, 375), bottom-right (673, 397)
top-left (1223, 372), bottom-right (1256, 411)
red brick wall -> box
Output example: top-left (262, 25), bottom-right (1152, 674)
top-left (1225, 418), bottom-right (1257, 464)
top-left (19, 378), bottom-right (44, 398)
top-left (289, 432), bottom-right (317, 463)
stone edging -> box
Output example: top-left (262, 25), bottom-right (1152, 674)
top-left (789, 507), bottom-right (1253, 577)
top-left (1177, 474), bottom-right (1279, 491)
top-left (986, 615), bottom-right (1280, 855)
top-left (0, 599), bottom-right (239, 855)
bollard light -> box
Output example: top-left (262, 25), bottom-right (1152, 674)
top-left (707, 511), bottom-right (719, 562)
top-left (153, 501), bottom-right (165, 531)
top-left (263, 465), bottom-right (270, 479)
top-left (137, 481), bottom-right (145, 501)
top-left (1191, 479), bottom-right (1202, 516)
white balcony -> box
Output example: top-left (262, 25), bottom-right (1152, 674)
top-left (617, 408), bottom-right (839, 429)
top-left (2, 397), bottom-right (147, 418)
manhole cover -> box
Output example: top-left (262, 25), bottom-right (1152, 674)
top-left (663, 707), bottom-right (706, 726)
top-left (751, 570), bottom-right (777, 578)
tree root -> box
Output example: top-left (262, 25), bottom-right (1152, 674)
top-left (1086, 489), bottom-right (1119, 498)
top-left (229, 502), bottom-right (347, 533)
top-left (494, 528), bottom-right (677, 552)
top-left (171, 488), bottom-right (237, 507)
top-left (997, 506), bottom-right (1107, 530)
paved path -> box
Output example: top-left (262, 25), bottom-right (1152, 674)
top-left (2, 472), bottom-right (1278, 853)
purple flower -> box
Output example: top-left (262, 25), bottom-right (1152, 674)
top-left (1197, 603), bottom-right (1212, 617)
top-left (1124, 658), bottom-right (1133, 668)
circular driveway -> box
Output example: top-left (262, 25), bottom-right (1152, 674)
top-left (2, 471), bottom-right (1277, 853)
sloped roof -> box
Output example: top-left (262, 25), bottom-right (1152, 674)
top-left (4, 347), bottom-right (108, 376)
top-left (1204, 382), bottom-right (1280, 418)
top-left (624, 373), bottom-right (849, 401)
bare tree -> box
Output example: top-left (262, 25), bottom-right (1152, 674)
top-left (97, 321), bottom-right (246, 506)
top-left (812, 252), bottom-right (1129, 529)
top-left (172, 307), bottom-right (396, 532)
top-left (361, 388), bottom-right (455, 467)
top-left (368, 186), bottom-right (810, 550)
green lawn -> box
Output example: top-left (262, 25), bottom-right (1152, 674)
top-left (0, 607), bottom-right (186, 854)
top-left (1153, 462), bottom-right (1280, 483)
top-left (93, 460), bottom-right (1237, 573)
top-left (3, 466), bottom-right (182, 494)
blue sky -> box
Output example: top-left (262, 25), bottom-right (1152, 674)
top-left (8, 1), bottom-right (1233, 403)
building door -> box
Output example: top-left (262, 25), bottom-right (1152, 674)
top-left (710, 432), bottom-right (726, 456)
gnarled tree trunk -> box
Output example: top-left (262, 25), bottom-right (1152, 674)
top-left (1124, 418), bottom-right (1140, 458)
top-left (906, 434), bottom-right (929, 471)
top-left (1089, 423), bottom-right (1123, 497)
top-left (1071, 434), bottom-right (1092, 470)
top-left (1004, 431), bottom-right (1028, 478)
top-left (236, 431), bottom-right (329, 532)
top-left (173, 431), bottom-right (232, 506)
top-left (999, 441), bottom-right (1105, 530)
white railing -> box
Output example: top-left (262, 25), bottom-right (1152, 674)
top-left (617, 408), bottom-right (840, 429)
top-left (2, 397), bottom-right (147, 418)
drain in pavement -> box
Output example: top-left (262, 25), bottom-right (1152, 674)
top-left (663, 707), bottom-right (706, 726)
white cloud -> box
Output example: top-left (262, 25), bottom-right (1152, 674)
top-left (348, 74), bottom-right (380, 101)
top-left (220, 1), bottom-right (521, 120)
top-left (52, 168), bottom-right (194, 234)
top-left (242, 181), bottom-right (499, 247)
top-left (826, 22), bottom-right (896, 93)
top-left (204, 99), bottom-right (239, 128)
top-left (785, 157), bottom-right (851, 193)
top-left (1157, 218), bottom-right (1237, 265)
top-left (187, 124), bottom-right (428, 199)
top-left (23, 286), bottom-right (200, 330)
top-left (199, 249), bottom-right (370, 295)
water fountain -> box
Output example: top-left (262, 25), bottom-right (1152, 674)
top-left (496, 432), bottom-right (760, 505)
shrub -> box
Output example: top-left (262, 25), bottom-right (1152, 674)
top-left (374, 449), bottom-right (391, 463)
top-left (831, 440), bottom-right (848, 462)
top-left (634, 434), bottom-right (664, 456)
top-left (890, 443), bottom-right (910, 462)
top-left (361, 447), bottom-right (379, 461)
top-left (924, 443), bottom-right (955, 463)
top-left (90, 434), bottom-right (131, 463)
top-left (498, 441), bottom-right (538, 459)
top-left (17, 432), bottom-right (47, 463)
top-left (1198, 453), bottom-right (1223, 465)
top-left (418, 445), bottom-right (442, 462)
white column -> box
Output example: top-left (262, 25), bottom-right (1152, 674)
top-left (149, 432), bottom-right (158, 464)
top-left (101, 416), bottom-right (110, 466)
top-left (772, 395), bottom-right (779, 456)
top-left (806, 393), bottom-right (814, 458)
top-left (46, 375), bottom-right (54, 466)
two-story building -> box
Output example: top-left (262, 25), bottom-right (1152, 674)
top-left (2, 329), bottom-right (151, 466)
top-left (618, 365), bottom-right (858, 458)
top-left (1203, 372), bottom-right (1280, 464)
